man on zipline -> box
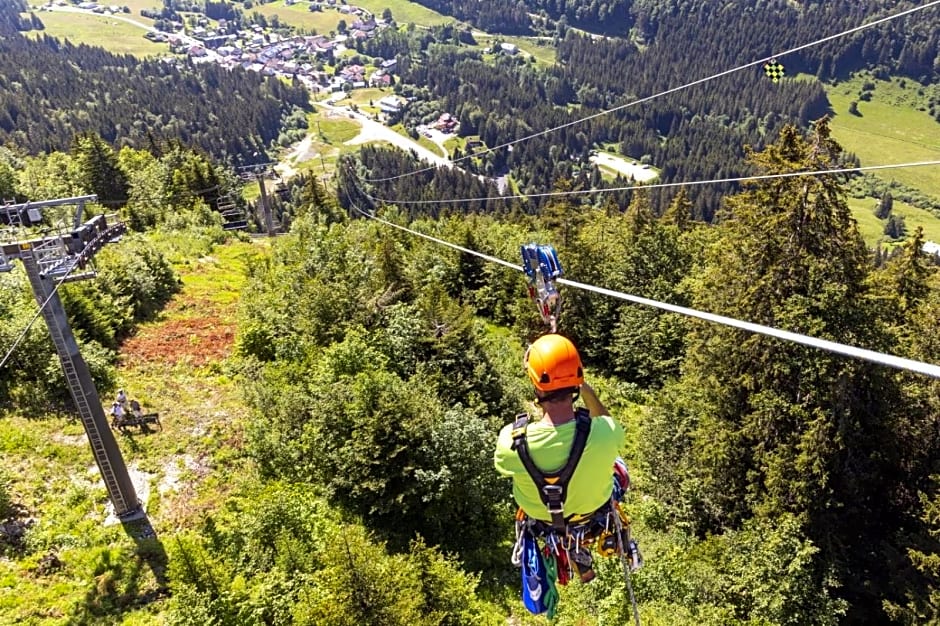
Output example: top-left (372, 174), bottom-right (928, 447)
top-left (494, 334), bottom-right (625, 560)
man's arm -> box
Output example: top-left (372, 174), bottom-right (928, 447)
top-left (580, 382), bottom-right (609, 417)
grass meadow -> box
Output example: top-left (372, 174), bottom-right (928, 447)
top-left (847, 196), bottom-right (940, 248)
top-left (826, 74), bottom-right (940, 202)
top-left (30, 11), bottom-right (165, 58)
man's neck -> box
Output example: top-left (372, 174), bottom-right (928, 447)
top-left (540, 402), bottom-right (576, 426)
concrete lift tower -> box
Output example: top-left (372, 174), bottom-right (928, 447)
top-left (0, 195), bottom-right (142, 520)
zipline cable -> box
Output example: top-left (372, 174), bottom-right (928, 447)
top-left (363, 0), bottom-right (940, 184)
top-left (359, 160), bottom-right (940, 206)
top-left (343, 190), bottom-right (940, 380)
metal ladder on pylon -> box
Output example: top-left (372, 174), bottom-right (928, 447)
top-left (45, 312), bottom-right (128, 512)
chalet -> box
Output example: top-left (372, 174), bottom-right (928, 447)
top-left (352, 18), bottom-right (376, 32)
top-left (378, 95), bottom-right (404, 114)
top-left (499, 42), bottom-right (519, 55)
top-left (924, 241), bottom-right (940, 256)
top-left (434, 113), bottom-right (458, 133)
top-left (203, 35), bottom-right (235, 49)
top-left (340, 64), bottom-right (365, 82)
top-left (369, 71), bottom-right (392, 87)
top-left (78, 2), bottom-right (97, 9)
top-left (380, 58), bottom-right (397, 72)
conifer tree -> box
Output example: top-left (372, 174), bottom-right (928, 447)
top-left (71, 132), bottom-right (128, 207)
top-left (643, 121), bottom-right (915, 620)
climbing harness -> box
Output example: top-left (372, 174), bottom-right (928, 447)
top-left (521, 243), bottom-right (563, 332)
top-left (511, 408), bottom-right (591, 532)
top-left (511, 485), bottom-right (643, 624)
top-left (510, 407), bottom-right (642, 624)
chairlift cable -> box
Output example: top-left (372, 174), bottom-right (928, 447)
top-left (0, 255), bottom-right (82, 371)
top-left (358, 160), bottom-right (940, 207)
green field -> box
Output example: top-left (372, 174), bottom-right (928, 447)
top-left (826, 75), bottom-right (940, 202)
top-left (253, 1), bottom-right (342, 33)
top-left (354, 0), bottom-right (452, 26)
top-left (847, 196), bottom-right (940, 248)
top-left (254, 0), bottom-right (451, 32)
top-left (118, 0), bottom-right (160, 22)
top-left (473, 33), bottom-right (558, 66)
top-left (31, 11), bottom-right (165, 58)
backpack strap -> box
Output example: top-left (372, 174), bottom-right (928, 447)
top-left (511, 408), bottom-right (592, 532)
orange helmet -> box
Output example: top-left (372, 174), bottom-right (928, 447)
top-left (524, 334), bottom-right (584, 392)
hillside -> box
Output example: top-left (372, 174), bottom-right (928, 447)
top-left (2, 2), bottom-right (940, 624)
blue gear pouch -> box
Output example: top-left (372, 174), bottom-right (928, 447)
top-left (521, 533), bottom-right (549, 614)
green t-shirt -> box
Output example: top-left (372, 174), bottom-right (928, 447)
top-left (493, 414), bottom-right (625, 522)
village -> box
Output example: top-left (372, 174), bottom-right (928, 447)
top-left (40, 0), bottom-right (505, 128)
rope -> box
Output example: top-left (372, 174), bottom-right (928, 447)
top-left (614, 513), bottom-right (642, 626)
top-left (362, 0), bottom-right (940, 184)
top-left (542, 547), bottom-right (560, 620)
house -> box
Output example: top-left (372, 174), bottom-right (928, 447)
top-left (377, 95), bottom-right (404, 114)
top-left (499, 42), bottom-right (519, 55)
top-left (352, 18), bottom-right (376, 32)
top-left (434, 113), bottom-right (458, 133)
top-left (380, 58), bottom-right (397, 72)
top-left (77, 2), bottom-right (97, 9)
top-left (924, 241), bottom-right (940, 256)
top-left (369, 71), bottom-right (392, 87)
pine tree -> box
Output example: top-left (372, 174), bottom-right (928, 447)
top-left (70, 132), bottom-right (129, 207)
top-left (643, 121), bottom-right (913, 620)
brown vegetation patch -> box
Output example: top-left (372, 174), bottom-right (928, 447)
top-left (120, 316), bottom-right (235, 367)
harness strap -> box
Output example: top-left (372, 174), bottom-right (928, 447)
top-left (511, 408), bottom-right (592, 532)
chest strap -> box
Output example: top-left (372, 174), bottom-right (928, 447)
top-left (511, 408), bottom-right (592, 532)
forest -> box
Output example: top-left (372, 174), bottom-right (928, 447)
top-left (2, 110), bottom-right (939, 624)
top-left (238, 122), bottom-right (940, 624)
top-left (364, 0), bottom-right (937, 217)
top-left (0, 24), bottom-right (309, 166)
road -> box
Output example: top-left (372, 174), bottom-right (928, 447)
top-left (331, 104), bottom-right (453, 170)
